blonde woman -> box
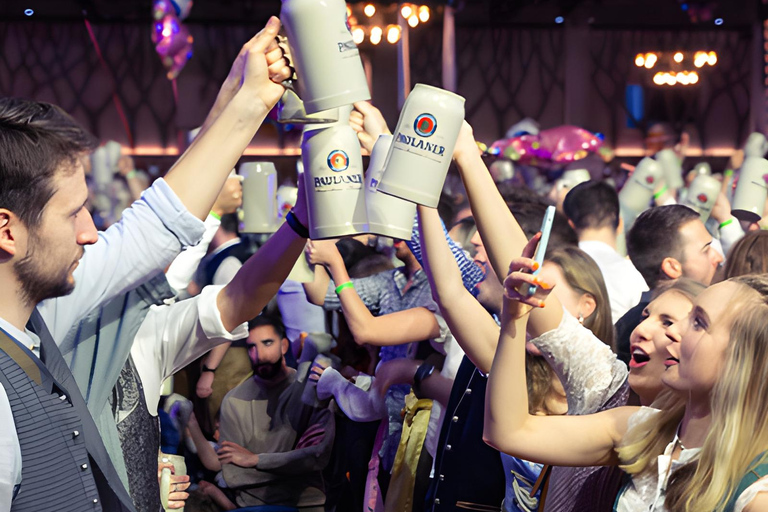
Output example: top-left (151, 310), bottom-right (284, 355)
top-left (485, 236), bottom-right (768, 512)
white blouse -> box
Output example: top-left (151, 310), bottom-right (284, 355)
top-left (615, 408), bottom-right (768, 512)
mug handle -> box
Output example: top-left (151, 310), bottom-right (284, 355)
top-left (159, 466), bottom-right (172, 510)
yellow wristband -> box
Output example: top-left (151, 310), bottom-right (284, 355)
top-left (335, 281), bottom-right (354, 294)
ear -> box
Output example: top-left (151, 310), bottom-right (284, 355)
top-left (661, 257), bottom-right (683, 280)
top-left (567, 219), bottom-right (576, 231)
top-left (0, 210), bottom-right (21, 259)
top-left (281, 337), bottom-right (290, 356)
top-left (578, 293), bottom-right (597, 319)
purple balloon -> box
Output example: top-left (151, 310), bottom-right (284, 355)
top-left (155, 16), bottom-right (189, 58)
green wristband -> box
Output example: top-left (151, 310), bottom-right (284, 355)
top-left (209, 210), bottom-right (222, 221)
top-left (335, 281), bottom-right (354, 295)
top-left (653, 185), bottom-right (668, 200)
top-left (724, 169), bottom-right (734, 178)
top-left (125, 170), bottom-right (138, 180)
top-left (719, 218), bottom-right (734, 230)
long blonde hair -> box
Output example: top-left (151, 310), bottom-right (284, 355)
top-left (619, 275), bottom-right (768, 511)
top-left (665, 275), bottom-right (768, 511)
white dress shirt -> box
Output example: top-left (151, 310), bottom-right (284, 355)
top-left (579, 240), bottom-right (649, 323)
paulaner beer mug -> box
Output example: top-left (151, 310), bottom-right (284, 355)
top-left (655, 148), bottom-right (684, 191)
top-left (744, 132), bottom-right (768, 158)
top-left (365, 134), bottom-right (417, 240)
top-left (240, 162), bottom-right (278, 233)
top-left (682, 174), bottom-right (720, 223)
top-left (619, 157), bottom-right (664, 228)
top-left (280, 0), bottom-right (370, 114)
top-left (302, 123), bottom-right (368, 239)
top-left (376, 84), bottom-right (465, 207)
top-left (731, 157), bottom-right (768, 223)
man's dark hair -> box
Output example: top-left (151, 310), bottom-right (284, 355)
top-left (0, 98), bottom-right (96, 228)
top-left (509, 202), bottom-right (578, 249)
top-left (247, 314), bottom-right (286, 340)
top-left (220, 213), bottom-right (239, 235)
top-left (626, 205), bottom-right (700, 289)
top-left (562, 180), bottom-right (620, 231)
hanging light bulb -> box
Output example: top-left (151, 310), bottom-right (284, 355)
top-left (707, 51), bottom-right (717, 66)
top-left (677, 71), bottom-right (689, 85)
top-left (346, 5), bottom-right (352, 18)
top-left (386, 24), bottom-right (402, 44)
top-left (674, 52), bottom-right (684, 63)
top-left (370, 26), bottom-right (383, 45)
top-left (408, 14), bottom-right (419, 27)
top-left (635, 53), bottom-right (645, 67)
top-left (694, 51), bottom-right (707, 67)
top-left (653, 72), bottom-right (664, 85)
top-left (418, 5), bottom-right (430, 23)
top-left (689, 71), bottom-right (699, 84)
top-left (644, 53), bottom-right (657, 69)
top-left (352, 26), bottom-right (365, 45)
top-left (364, 4), bottom-right (376, 17)
top-left (401, 3), bottom-right (413, 18)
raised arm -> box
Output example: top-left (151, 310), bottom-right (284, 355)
top-left (163, 17), bottom-right (289, 220)
top-left (418, 205), bottom-right (499, 373)
top-left (306, 239), bottom-right (440, 346)
top-left (303, 264), bottom-right (332, 306)
top-left (483, 255), bottom-right (636, 467)
top-left (454, 122), bottom-right (562, 338)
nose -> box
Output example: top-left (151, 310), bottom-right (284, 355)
top-left (76, 208), bottom-right (98, 246)
top-left (470, 230), bottom-right (482, 249)
top-left (631, 317), bottom-right (652, 343)
top-left (712, 249), bottom-right (724, 267)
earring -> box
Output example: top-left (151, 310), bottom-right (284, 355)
top-left (578, 313), bottom-right (584, 324)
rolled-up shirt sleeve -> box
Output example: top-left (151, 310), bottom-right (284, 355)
top-left (38, 178), bottom-right (206, 343)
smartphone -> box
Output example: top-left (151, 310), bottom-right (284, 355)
top-left (526, 205), bottom-right (556, 296)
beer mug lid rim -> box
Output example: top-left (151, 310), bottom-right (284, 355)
top-left (412, 83), bottom-right (465, 102)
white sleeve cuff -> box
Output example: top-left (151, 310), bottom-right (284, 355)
top-left (197, 285), bottom-right (248, 340)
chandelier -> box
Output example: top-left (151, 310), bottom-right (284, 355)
top-left (346, 2), bottom-right (433, 46)
top-left (635, 50), bottom-right (718, 87)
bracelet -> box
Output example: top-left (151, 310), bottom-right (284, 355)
top-left (724, 169), bottom-right (734, 178)
top-left (718, 218), bottom-right (734, 230)
top-left (286, 210), bottom-right (309, 238)
top-left (412, 363), bottom-right (435, 399)
top-left (202, 364), bottom-right (217, 373)
top-left (209, 210), bottom-right (222, 221)
top-left (125, 170), bottom-right (138, 180)
top-left (653, 185), bottom-right (668, 200)
top-left (335, 281), bottom-right (354, 294)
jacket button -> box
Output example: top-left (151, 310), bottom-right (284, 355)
top-left (73, 430), bottom-right (80, 438)
top-left (81, 463), bottom-right (88, 471)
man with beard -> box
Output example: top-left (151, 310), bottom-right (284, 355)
top-left (0, 17), bottom-right (295, 512)
top-left (218, 315), bottom-right (335, 512)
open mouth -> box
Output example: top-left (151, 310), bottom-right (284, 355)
top-left (629, 347), bottom-right (650, 369)
top-left (665, 357), bottom-right (680, 367)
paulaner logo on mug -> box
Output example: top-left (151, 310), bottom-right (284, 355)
top-left (327, 150), bottom-right (350, 172)
top-left (377, 84), bottom-right (465, 207)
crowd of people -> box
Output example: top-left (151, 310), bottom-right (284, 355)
top-left (3, 15), bottom-right (768, 512)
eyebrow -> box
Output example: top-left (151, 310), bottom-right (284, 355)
top-left (71, 197), bottom-right (88, 215)
top-left (702, 239), bottom-right (713, 251)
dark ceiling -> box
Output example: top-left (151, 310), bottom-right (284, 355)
top-left (0, 0), bottom-right (762, 28)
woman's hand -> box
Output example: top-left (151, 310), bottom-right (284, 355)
top-left (305, 239), bottom-right (342, 267)
top-left (502, 233), bottom-right (553, 319)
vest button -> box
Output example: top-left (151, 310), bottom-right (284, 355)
top-left (464, 388), bottom-right (472, 395)
top-left (93, 499), bottom-right (99, 504)
top-left (59, 394), bottom-right (67, 401)
top-left (452, 416), bottom-right (459, 422)
top-left (434, 499), bottom-right (441, 505)
top-left (446, 444), bottom-right (452, 451)
top-left (439, 474), bottom-right (445, 481)
top-left (73, 430), bottom-right (80, 438)
top-left (81, 463), bottom-right (88, 471)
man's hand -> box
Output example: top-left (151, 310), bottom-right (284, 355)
top-left (710, 191), bottom-right (732, 225)
top-left (117, 155), bottom-right (136, 177)
top-left (204, 17), bottom-right (291, 127)
top-left (308, 358), bottom-right (331, 382)
top-left (217, 441), bottom-right (259, 467)
top-left (211, 175), bottom-right (243, 218)
top-left (453, 121), bottom-right (481, 165)
top-left (350, 101), bottom-right (391, 153)
top-left (196, 371), bottom-right (215, 399)
top-left (158, 460), bottom-right (191, 509)
top-left (305, 239), bottom-right (342, 267)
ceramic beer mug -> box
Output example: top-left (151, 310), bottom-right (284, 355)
top-left (302, 123), bottom-right (368, 239)
top-left (682, 174), bottom-right (720, 223)
top-left (159, 453), bottom-right (187, 512)
top-left (377, 84), bottom-right (466, 207)
top-left (731, 157), bottom-right (768, 223)
top-left (240, 162), bottom-right (278, 233)
top-left (619, 157), bottom-right (664, 228)
top-left (279, 0), bottom-right (370, 114)
top-left (365, 134), bottom-right (417, 240)
top-left (693, 162), bottom-right (712, 176)
top-left (744, 132), bottom-right (768, 158)
top-left (655, 148), bottom-right (684, 191)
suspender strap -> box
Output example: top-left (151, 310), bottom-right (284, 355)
top-left (532, 464), bottom-right (553, 511)
top-left (0, 328), bottom-right (42, 386)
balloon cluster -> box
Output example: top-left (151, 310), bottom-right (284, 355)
top-left (486, 125), bottom-right (604, 168)
top-left (152, 0), bottom-right (194, 80)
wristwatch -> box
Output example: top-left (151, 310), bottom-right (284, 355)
top-left (202, 365), bottom-right (217, 373)
top-left (412, 363), bottom-right (435, 399)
